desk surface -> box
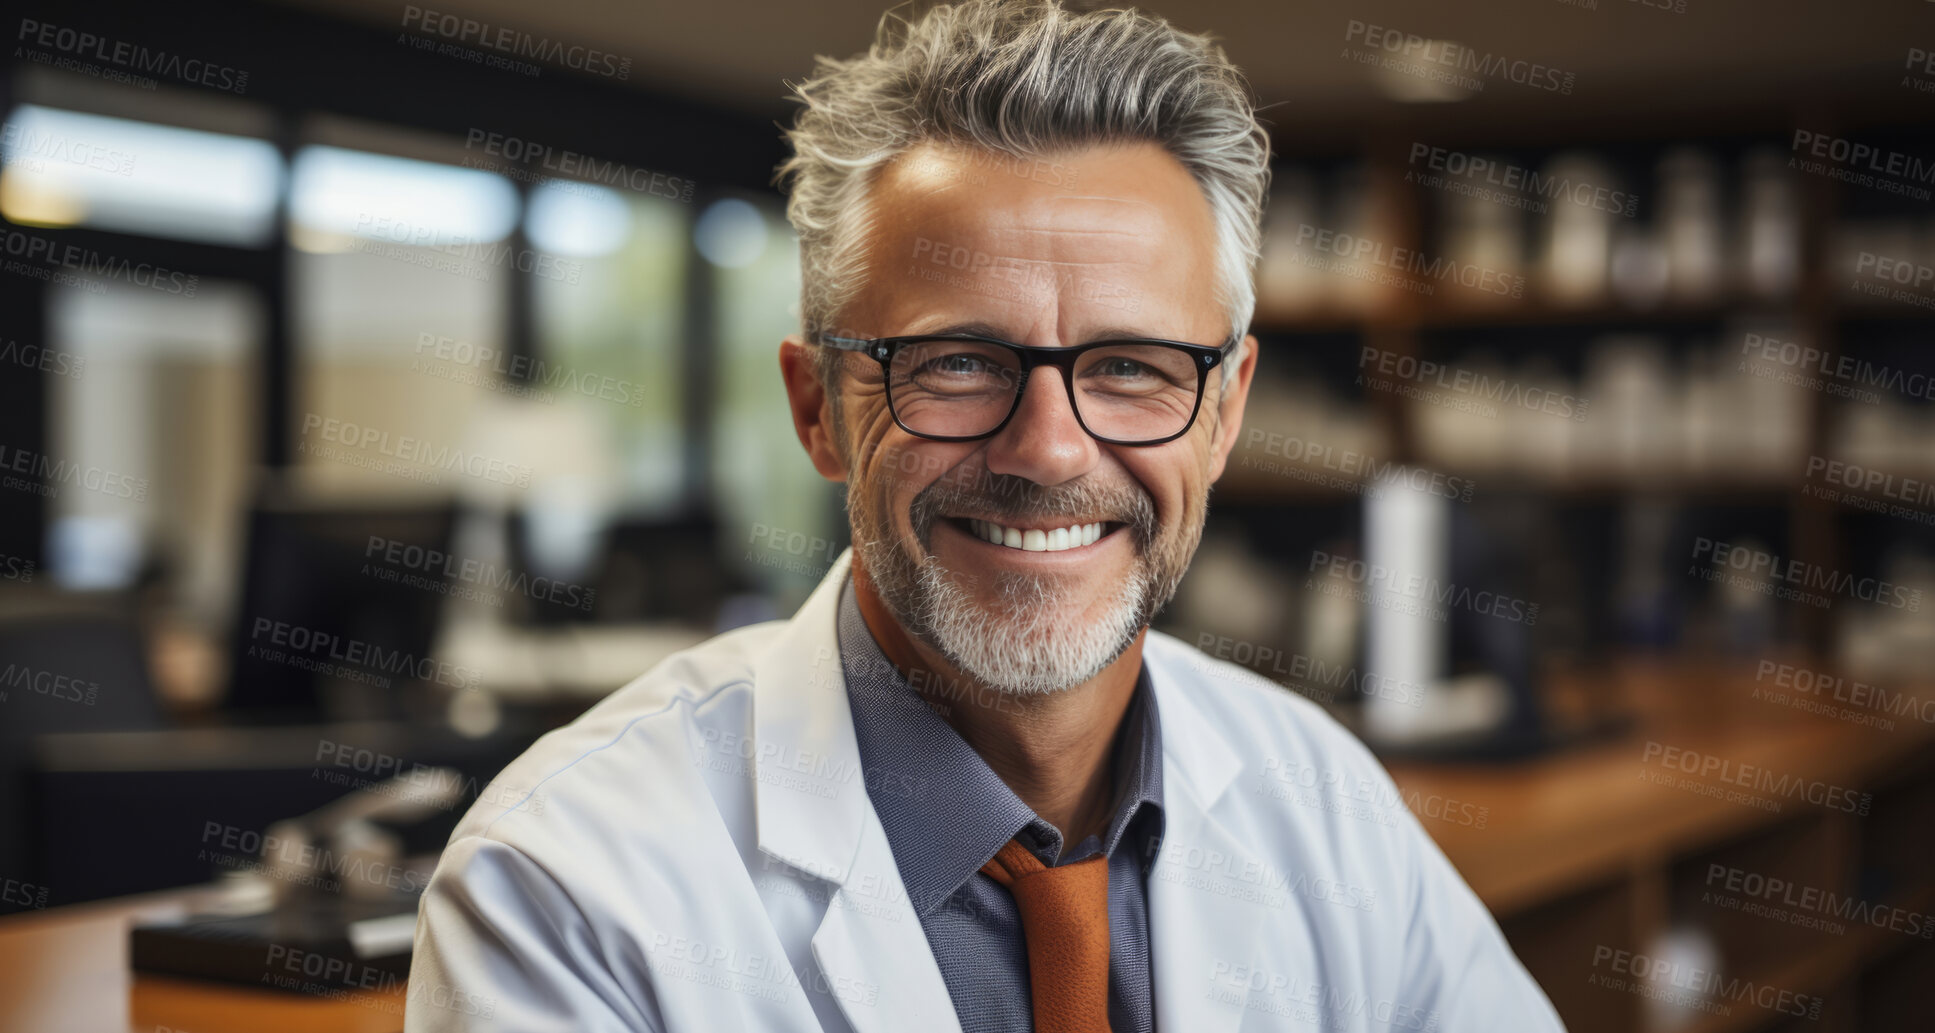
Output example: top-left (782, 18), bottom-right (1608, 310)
top-left (0, 886), bottom-right (405, 1033)
top-left (1387, 657), bottom-right (1935, 917)
top-left (5, 657), bottom-right (1928, 1030)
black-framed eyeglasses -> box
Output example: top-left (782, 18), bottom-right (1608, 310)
top-left (811, 331), bottom-right (1236, 446)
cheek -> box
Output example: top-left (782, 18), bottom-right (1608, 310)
top-left (1122, 446), bottom-right (1210, 527)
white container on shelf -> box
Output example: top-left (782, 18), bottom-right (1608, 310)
top-left (1540, 152), bottom-right (1619, 307)
top-left (1739, 146), bottom-right (1802, 300)
top-left (1660, 148), bottom-right (1728, 304)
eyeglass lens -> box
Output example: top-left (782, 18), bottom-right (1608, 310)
top-left (886, 339), bottom-right (1202, 442)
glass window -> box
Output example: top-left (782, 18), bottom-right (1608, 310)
top-left (706, 196), bottom-right (842, 604)
top-left (0, 104), bottom-right (282, 245)
top-left (44, 281), bottom-right (261, 628)
top-left (288, 144), bottom-right (516, 501)
top-left (527, 181), bottom-right (688, 514)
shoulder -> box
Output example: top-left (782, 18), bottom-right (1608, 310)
top-left (449, 619), bottom-right (784, 849)
top-left (1143, 629), bottom-right (1381, 770)
top-left (1142, 629), bottom-right (1428, 881)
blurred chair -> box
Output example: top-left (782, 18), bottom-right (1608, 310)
top-left (0, 596), bottom-right (165, 911)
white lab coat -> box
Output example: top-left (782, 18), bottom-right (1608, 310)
top-left (406, 549), bottom-right (1565, 1032)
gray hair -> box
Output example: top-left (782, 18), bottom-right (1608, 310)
top-left (777, 0), bottom-right (1270, 388)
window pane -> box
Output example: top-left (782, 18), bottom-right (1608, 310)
top-left (0, 104), bottom-right (281, 245)
top-left (45, 281), bottom-right (260, 627)
top-left (528, 181), bottom-right (688, 514)
top-left (706, 196), bottom-right (841, 604)
top-left (289, 144), bottom-right (515, 501)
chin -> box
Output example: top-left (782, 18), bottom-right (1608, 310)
top-left (914, 549), bottom-right (1151, 696)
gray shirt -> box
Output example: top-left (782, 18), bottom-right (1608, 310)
top-left (836, 577), bottom-right (1165, 1033)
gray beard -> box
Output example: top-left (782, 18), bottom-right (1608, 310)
top-left (852, 469), bottom-right (1198, 696)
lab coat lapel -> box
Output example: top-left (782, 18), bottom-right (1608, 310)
top-left (751, 549), bottom-right (963, 1033)
top-left (1145, 648), bottom-right (1269, 1033)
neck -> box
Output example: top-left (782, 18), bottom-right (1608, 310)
top-left (851, 558), bottom-right (1145, 852)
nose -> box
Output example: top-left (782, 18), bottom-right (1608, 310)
top-left (983, 367), bottom-right (1101, 487)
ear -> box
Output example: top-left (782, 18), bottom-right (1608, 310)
top-left (779, 337), bottom-right (850, 483)
top-left (1204, 333), bottom-right (1258, 485)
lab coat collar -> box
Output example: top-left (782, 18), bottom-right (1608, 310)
top-left (751, 548), bottom-right (1269, 1033)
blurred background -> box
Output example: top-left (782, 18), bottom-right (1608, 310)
top-left (0, 0), bottom-right (1931, 1030)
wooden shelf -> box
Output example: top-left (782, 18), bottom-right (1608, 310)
top-left (1385, 659), bottom-right (1935, 1033)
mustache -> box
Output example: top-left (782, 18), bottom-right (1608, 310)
top-left (908, 468), bottom-right (1158, 553)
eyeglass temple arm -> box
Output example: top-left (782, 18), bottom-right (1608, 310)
top-left (809, 333), bottom-right (880, 353)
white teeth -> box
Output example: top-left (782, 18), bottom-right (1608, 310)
top-left (962, 519), bottom-right (1107, 553)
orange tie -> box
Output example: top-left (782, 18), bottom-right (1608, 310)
top-left (978, 838), bottom-right (1113, 1033)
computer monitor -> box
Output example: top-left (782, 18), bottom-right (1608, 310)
top-left (223, 484), bottom-right (457, 721)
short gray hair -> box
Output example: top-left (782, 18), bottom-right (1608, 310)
top-left (777, 0), bottom-right (1269, 386)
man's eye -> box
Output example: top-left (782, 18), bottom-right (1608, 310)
top-left (1094, 358), bottom-right (1155, 379)
top-left (924, 353), bottom-right (996, 376)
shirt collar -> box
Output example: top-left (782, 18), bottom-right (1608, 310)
top-left (837, 575), bottom-right (1164, 917)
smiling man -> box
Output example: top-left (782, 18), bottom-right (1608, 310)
top-left (407, 2), bottom-right (1565, 1032)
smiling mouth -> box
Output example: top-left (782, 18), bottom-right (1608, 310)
top-left (947, 517), bottom-right (1122, 553)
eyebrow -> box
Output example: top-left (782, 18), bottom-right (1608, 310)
top-left (907, 321), bottom-right (1182, 344)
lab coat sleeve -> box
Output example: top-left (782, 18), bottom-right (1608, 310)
top-left (406, 834), bottom-right (662, 1033)
top-left (1393, 807), bottom-right (1568, 1032)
